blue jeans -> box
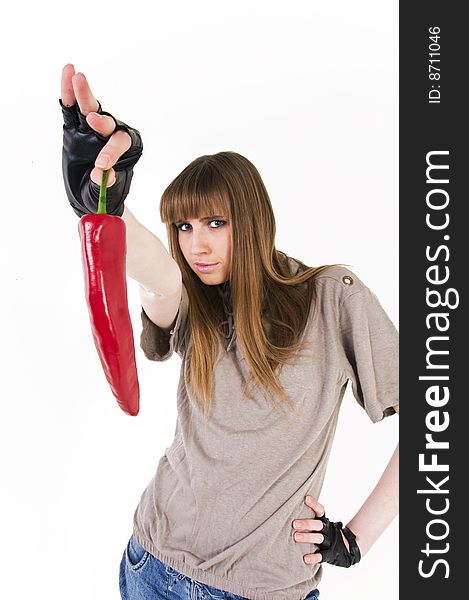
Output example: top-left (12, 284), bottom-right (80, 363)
top-left (119, 534), bottom-right (320, 600)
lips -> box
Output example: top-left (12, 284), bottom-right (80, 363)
top-left (195, 262), bottom-right (219, 273)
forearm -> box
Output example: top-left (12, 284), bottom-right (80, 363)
top-left (122, 206), bottom-right (181, 295)
top-left (346, 442), bottom-right (399, 557)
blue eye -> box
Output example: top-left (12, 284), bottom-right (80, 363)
top-left (176, 220), bottom-right (226, 231)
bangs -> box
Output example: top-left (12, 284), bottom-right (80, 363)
top-left (160, 159), bottom-right (232, 225)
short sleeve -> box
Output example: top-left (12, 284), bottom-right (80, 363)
top-left (339, 285), bottom-right (399, 423)
top-left (140, 284), bottom-right (190, 362)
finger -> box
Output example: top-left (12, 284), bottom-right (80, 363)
top-left (292, 519), bottom-right (324, 531)
top-left (304, 553), bottom-right (322, 566)
top-left (86, 112), bottom-right (117, 137)
top-left (94, 130), bottom-right (132, 170)
top-left (294, 531), bottom-right (324, 544)
top-left (305, 496), bottom-right (325, 518)
top-left (90, 167), bottom-right (116, 188)
top-left (61, 63), bottom-right (76, 107)
top-left (71, 72), bottom-right (100, 116)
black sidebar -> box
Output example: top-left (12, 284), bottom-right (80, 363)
top-left (400, 3), bottom-right (466, 597)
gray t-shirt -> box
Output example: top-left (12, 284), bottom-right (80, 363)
top-left (132, 264), bottom-right (399, 600)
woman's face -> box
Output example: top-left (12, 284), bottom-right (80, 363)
top-left (176, 211), bottom-right (232, 285)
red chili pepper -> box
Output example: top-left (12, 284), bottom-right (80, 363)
top-left (78, 170), bottom-right (140, 416)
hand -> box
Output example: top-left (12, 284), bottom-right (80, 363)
top-left (292, 496), bottom-right (361, 568)
top-left (59, 63), bottom-right (143, 217)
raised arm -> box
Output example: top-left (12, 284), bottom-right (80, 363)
top-left (60, 64), bottom-right (182, 331)
top-left (122, 206), bottom-right (182, 331)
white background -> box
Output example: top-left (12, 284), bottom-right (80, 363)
top-left (1, 1), bottom-right (398, 598)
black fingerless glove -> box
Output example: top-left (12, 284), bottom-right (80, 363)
top-left (59, 99), bottom-right (143, 218)
top-left (316, 515), bottom-right (361, 568)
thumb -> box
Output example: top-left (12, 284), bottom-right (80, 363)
top-left (90, 166), bottom-right (116, 187)
top-left (86, 112), bottom-right (116, 137)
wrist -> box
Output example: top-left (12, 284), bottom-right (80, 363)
top-left (342, 525), bottom-right (361, 563)
top-left (340, 529), bottom-right (350, 552)
top-left (345, 522), bottom-right (367, 558)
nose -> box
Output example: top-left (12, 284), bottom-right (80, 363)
top-left (190, 227), bottom-right (210, 254)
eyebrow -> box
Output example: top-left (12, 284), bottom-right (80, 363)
top-left (175, 215), bottom-right (226, 225)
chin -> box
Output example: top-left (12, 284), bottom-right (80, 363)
top-left (201, 277), bottom-right (225, 286)
top-left (196, 273), bottom-right (227, 286)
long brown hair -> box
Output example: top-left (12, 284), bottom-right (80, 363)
top-left (160, 151), bottom-right (336, 419)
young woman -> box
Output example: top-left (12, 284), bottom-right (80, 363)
top-left (60, 64), bottom-right (399, 600)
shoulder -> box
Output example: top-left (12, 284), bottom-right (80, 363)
top-left (313, 265), bottom-right (367, 305)
top-left (313, 265), bottom-right (398, 335)
top-left (285, 257), bottom-right (368, 308)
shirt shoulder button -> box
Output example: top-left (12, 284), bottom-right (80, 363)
top-left (342, 275), bottom-right (354, 285)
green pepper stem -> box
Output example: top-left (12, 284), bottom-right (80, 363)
top-left (97, 169), bottom-right (110, 214)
